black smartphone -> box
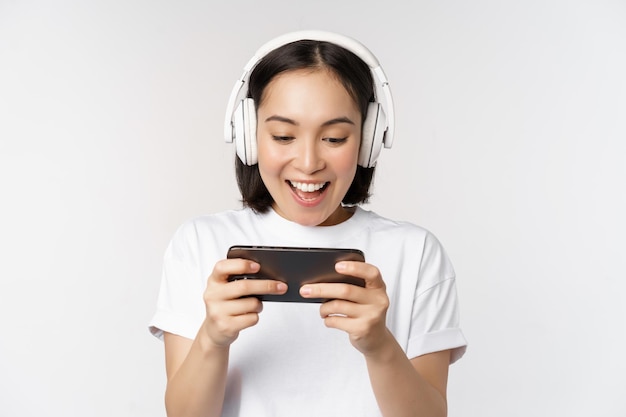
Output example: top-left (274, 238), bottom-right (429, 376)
top-left (227, 245), bottom-right (365, 303)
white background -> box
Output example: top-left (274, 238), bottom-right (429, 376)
top-left (1, 0), bottom-right (625, 416)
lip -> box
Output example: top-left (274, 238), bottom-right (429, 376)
top-left (286, 180), bottom-right (329, 207)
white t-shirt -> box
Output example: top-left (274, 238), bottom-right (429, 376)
top-left (149, 206), bottom-right (467, 417)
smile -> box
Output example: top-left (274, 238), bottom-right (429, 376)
top-left (287, 180), bottom-right (329, 204)
top-left (289, 181), bottom-right (328, 192)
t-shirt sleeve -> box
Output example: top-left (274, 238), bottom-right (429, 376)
top-left (148, 222), bottom-right (207, 341)
top-left (406, 232), bottom-right (467, 363)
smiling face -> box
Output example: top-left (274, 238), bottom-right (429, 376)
top-left (256, 69), bottom-right (362, 226)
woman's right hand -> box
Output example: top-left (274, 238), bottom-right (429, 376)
top-left (202, 258), bottom-right (287, 347)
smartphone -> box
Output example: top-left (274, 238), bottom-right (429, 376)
top-left (227, 245), bottom-right (365, 303)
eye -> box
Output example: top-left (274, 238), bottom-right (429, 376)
top-left (272, 135), bottom-right (295, 142)
top-left (323, 137), bottom-right (348, 144)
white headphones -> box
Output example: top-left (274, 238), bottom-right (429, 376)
top-left (224, 30), bottom-right (395, 168)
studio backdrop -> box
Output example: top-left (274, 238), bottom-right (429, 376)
top-left (1, 0), bottom-right (625, 416)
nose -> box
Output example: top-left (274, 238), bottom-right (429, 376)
top-left (293, 139), bottom-right (324, 174)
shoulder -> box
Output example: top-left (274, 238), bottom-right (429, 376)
top-left (176, 207), bottom-right (256, 235)
top-left (356, 208), bottom-right (435, 242)
top-left (166, 208), bottom-right (257, 259)
top-left (356, 208), bottom-right (451, 269)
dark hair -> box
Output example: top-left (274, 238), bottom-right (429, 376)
top-left (236, 39), bottom-right (376, 213)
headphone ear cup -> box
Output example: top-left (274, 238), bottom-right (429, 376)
top-left (233, 100), bottom-right (247, 163)
top-left (243, 98), bottom-right (257, 165)
top-left (359, 102), bottom-right (386, 167)
top-left (234, 98), bottom-right (257, 165)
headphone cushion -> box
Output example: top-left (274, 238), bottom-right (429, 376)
top-left (233, 98), bottom-right (258, 165)
top-left (233, 100), bottom-right (247, 163)
top-left (242, 98), bottom-right (257, 165)
top-left (359, 103), bottom-right (384, 167)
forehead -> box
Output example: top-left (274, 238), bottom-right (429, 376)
top-left (258, 68), bottom-right (359, 114)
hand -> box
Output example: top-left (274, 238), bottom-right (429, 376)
top-left (299, 261), bottom-right (391, 355)
top-left (202, 258), bottom-right (288, 347)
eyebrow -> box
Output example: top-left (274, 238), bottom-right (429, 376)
top-left (264, 115), bottom-right (355, 126)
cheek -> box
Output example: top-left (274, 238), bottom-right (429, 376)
top-left (327, 150), bottom-right (359, 190)
top-left (257, 131), bottom-right (294, 161)
top-left (257, 138), bottom-right (281, 173)
top-left (336, 144), bottom-right (360, 175)
top-left (337, 157), bottom-right (358, 178)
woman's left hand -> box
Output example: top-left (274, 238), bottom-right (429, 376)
top-left (299, 261), bottom-right (392, 356)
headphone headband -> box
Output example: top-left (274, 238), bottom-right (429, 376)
top-left (224, 30), bottom-right (395, 166)
top-left (245, 30), bottom-right (382, 71)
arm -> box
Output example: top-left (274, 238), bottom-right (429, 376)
top-left (365, 337), bottom-right (450, 417)
top-left (164, 329), bottom-right (230, 417)
top-left (163, 259), bottom-right (287, 417)
top-left (300, 261), bottom-right (450, 417)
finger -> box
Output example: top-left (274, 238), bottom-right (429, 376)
top-left (319, 298), bottom-right (360, 318)
top-left (319, 298), bottom-right (387, 325)
top-left (206, 311), bottom-right (261, 345)
top-left (335, 261), bottom-right (385, 290)
top-left (228, 312), bottom-right (262, 332)
top-left (210, 258), bottom-right (261, 284)
top-left (322, 315), bottom-right (390, 355)
top-left (321, 314), bottom-right (351, 331)
top-left (300, 281), bottom-right (366, 303)
top-left (204, 285), bottom-right (264, 315)
top-left (203, 295), bottom-right (264, 346)
top-left (319, 311), bottom-right (366, 335)
top-left (214, 295), bottom-right (265, 317)
top-left (318, 300), bottom-right (388, 342)
top-left (226, 278), bottom-right (288, 299)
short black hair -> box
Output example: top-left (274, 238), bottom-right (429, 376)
top-left (236, 39), bottom-right (376, 213)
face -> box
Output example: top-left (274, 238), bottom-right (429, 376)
top-left (256, 69), bottom-right (361, 227)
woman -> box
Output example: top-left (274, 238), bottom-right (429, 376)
top-left (149, 30), bottom-right (467, 417)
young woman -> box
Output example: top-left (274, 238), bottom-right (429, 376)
top-left (149, 31), bottom-right (467, 417)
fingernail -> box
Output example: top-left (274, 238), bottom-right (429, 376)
top-left (300, 286), bottom-right (312, 296)
top-left (335, 262), bottom-right (347, 272)
top-left (250, 262), bottom-right (260, 271)
top-left (277, 282), bottom-right (287, 292)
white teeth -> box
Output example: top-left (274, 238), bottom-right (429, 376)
top-left (289, 181), bottom-right (327, 192)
